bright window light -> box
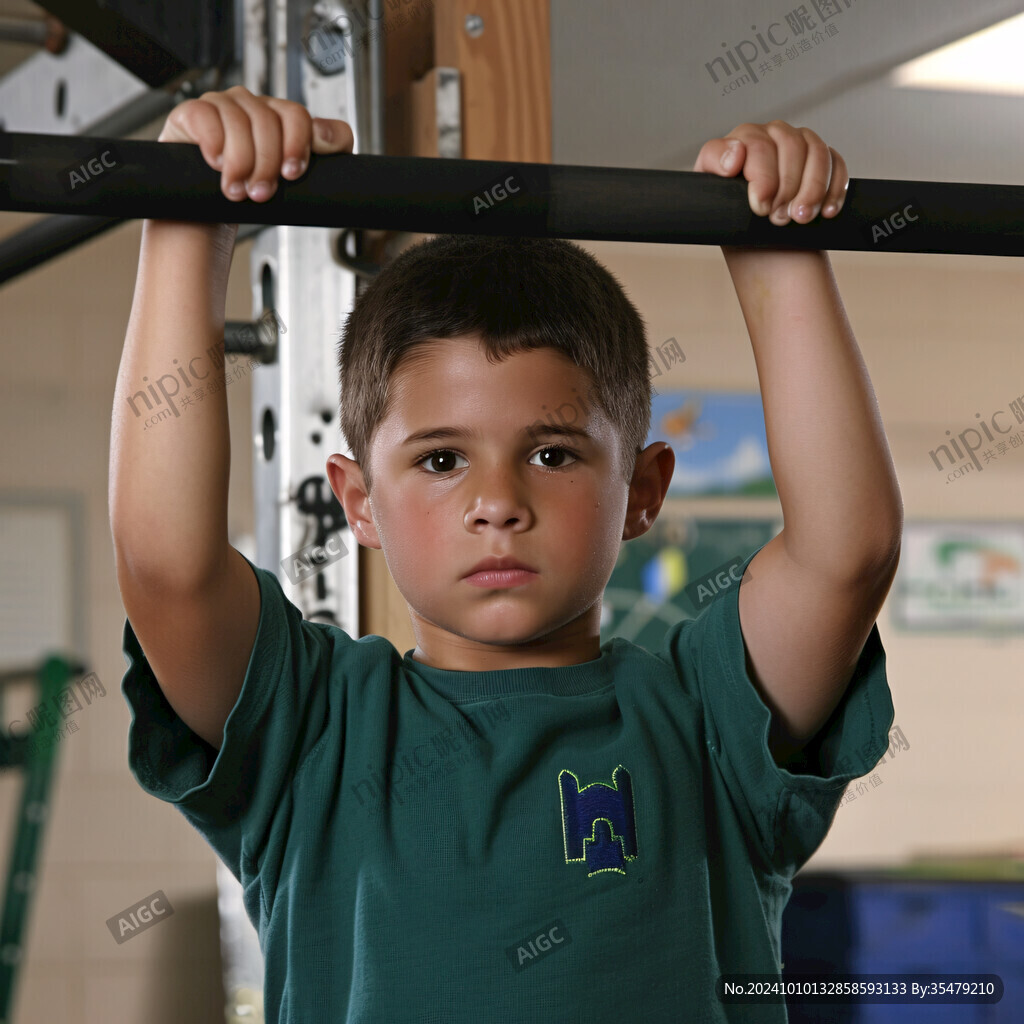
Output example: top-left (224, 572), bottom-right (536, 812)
top-left (890, 12), bottom-right (1024, 96)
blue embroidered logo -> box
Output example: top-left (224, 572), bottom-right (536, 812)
top-left (559, 765), bottom-right (638, 876)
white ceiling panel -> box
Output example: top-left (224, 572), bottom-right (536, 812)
top-left (551, 0), bottom-right (1024, 184)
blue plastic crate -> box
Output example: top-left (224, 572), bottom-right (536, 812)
top-left (782, 878), bottom-right (1024, 1024)
top-left (851, 885), bottom-right (980, 961)
top-left (982, 969), bottom-right (1023, 1024)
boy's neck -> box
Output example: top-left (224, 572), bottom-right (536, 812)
top-left (407, 621), bottom-right (603, 673)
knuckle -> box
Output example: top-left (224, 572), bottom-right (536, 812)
top-left (178, 98), bottom-right (213, 124)
top-left (288, 107), bottom-right (314, 141)
top-left (165, 102), bottom-right (193, 128)
top-left (164, 99), bottom-right (215, 141)
top-left (248, 101), bottom-right (278, 129)
top-left (247, 110), bottom-right (281, 143)
top-left (283, 99), bottom-right (312, 120)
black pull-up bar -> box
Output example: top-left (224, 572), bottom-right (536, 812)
top-left (1, 131), bottom-right (1022, 259)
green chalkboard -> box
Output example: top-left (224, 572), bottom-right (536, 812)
top-left (600, 512), bottom-right (781, 653)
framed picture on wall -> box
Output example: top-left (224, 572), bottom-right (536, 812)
top-left (890, 520), bottom-right (1024, 632)
top-left (647, 390), bottom-right (777, 498)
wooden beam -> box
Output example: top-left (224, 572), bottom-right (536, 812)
top-left (433, 0), bottom-right (550, 161)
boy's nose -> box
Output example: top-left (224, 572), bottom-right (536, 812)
top-left (463, 472), bottom-right (534, 531)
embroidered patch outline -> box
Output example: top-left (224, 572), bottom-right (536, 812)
top-left (559, 765), bottom-right (639, 877)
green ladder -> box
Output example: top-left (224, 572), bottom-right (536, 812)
top-left (0, 655), bottom-right (87, 1024)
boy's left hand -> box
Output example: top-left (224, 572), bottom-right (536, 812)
top-left (693, 121), bottom-right (849, 227)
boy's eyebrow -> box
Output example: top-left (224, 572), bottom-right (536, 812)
top-left (401, 424), bottom-right (595, 446)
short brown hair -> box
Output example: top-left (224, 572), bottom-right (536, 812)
top-left (337, 234), bottom-right (652, 495)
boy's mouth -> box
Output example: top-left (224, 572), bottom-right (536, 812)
top-left (462, 555), bottom-right (538, 588)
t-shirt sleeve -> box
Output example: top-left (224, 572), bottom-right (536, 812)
top-left (663, 543), bottom-right (895, 877)
top-left (119, 552), bottom-right (337, 887)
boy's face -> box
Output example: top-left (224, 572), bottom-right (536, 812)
top-left (328, 335), bottom-right (673, 671)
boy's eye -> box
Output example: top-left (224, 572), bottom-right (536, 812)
top-left (417, 450), bottom-right (468, 474)
top-left (528, 446), bottom-right (578, 469)
top-left (415, 446), bottom-right (579, 474)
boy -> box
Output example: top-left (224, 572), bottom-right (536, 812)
top-left (110, 87), bottom-right (902, 1022)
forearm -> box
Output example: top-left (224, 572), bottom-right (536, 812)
top-left (722, 246), bottom-right (903, 578)
top-left (109, 218), bottom-right (239, 591)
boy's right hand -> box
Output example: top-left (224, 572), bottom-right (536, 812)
top-left (157, 84), bottom-right (354, 208)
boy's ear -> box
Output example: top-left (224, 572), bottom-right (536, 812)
top-left (622, 442), bottom-right (675, 541)
top-left (326, 453), bottom-right (381, 550)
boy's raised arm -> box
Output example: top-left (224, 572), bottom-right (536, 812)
top-left (110, 216), bottom-right (240, 589)
top-left (108, 87), bottom-right (353, 749)
top-left (693, 121), bottom-right (903, 766)
top-left (109, 214), bottom-right (261, 751)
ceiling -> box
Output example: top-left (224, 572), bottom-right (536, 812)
top-left (550, 0), bottom-right (1024, 183)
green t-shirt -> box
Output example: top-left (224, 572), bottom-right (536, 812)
top-left (120, 544), bottom-right (894, 1023)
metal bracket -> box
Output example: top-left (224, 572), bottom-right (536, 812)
top-left (243, 0), bottom-right (369, 634)
top-left (437, 67), bottom-right (462, 158)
